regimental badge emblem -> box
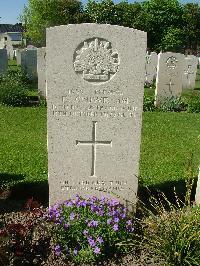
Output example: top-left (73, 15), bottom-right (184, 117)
top-left (166, 56), bottom-right (178, 70)
top-left (73, 38), bottom-right (119, 83)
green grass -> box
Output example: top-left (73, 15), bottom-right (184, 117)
top-left (0, 106), bottom-right (200, 189)
top-left (0, 65), bottom-right (200, 193)
top-left (0, 106), bottom-right (47, 187)
top-left (140, 112), bottom-right (200, 186)
top-left (8, 59), bottom-right (18, 71)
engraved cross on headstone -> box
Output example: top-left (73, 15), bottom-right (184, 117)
top-left (165, 79), bottom-right (175, 95)
top-left (185, 65), bottom-right (194, 87)
top-left (76, 121), bottom-right (112, 177)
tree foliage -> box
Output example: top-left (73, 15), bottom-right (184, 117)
top-left (21, 0), bottom-right (85, 46)
top-left (21, 0), bottom-right (200, 52)
top-left (160, 27), bottom-right (184, 52)
top-left (182, 3), bottom-right (200, 52)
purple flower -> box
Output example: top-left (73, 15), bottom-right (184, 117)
top-left (88, 220), bottom-right (98, 227)
top-left (70, 212), bottom-right (75, 220)
top-left (114, 217), bottom-right (119, 223)
top-left (65, 200), bottom-right (73, 207)
top-left (74, 248), bottom-right (78, 256)
top-left (83, 229), bottom-right (88, 235)
top-left (90, 205), bottom-right (95, 211)
top-left (121, 212), bottom-right (126, 219)
top-left (64, 222), bottom-right (70, 229)
top-left (107, 218), bottom-right (112, 225)
top-left (55, 211), bottom-right (61, 218)
top-left (126, 220), bottom-right (132, 226)
top-left (97, 209), bottom-right (104, 216)
top-left (110, 199), bottom-right (120, 206)
top-left (100, 196), bottom-right (106, 202)
top-left (113, 224), bottom-right (119, 231)
top-left (97, 236), bottom-right (104, 244)
top-left (88, 237), bottom-right (96, 247)
top-left (94, 246), bottom-right (101, 254)
top-left (54, 244), bottom-right (61, 256)
top-left (80, 200), bottom-right (87, 207)
top-left (126, 226), bottom-right (134, 232)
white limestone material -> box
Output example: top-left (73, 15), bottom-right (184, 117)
top-left (144, 52), bottom-right (158, 85)
top-left (21, 48), bottom-right (38, 81)
top-left (16, 49), bottom-right (22, 65)
top-left (37, 47), bottom-right (46, 98)
top-left (155, 52), bottom-right (185, 106)
top-left (186, 55), bottom-right (198, 89)
top-left (46, 23), bottom-right (147, 206)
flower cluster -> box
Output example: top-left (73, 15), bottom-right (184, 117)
top-left (48, 195), bottom-right (135, 264)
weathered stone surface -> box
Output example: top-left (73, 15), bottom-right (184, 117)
top-left (182, 56), bottom-right (198, 89)
top-left (155, 52), bottom-right (185, 106)
top-left (6, 42), bottom-right (14, 59)
top-left (21, 48), bottom-right (38, 81)
top-left (151, 52), bottom-right (158, 79)
top-left (37, 47), bottom-right (46, 97)
top-left (144, 52), bottom-right (158, 85)
top-left (16, 49), bottom-right (22, 65)
top-left (46, 23), bottom-right (147, 206)
top-left (0, 48), bottom-right (8, 74)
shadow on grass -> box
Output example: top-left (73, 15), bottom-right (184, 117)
top-left (0, 173), bottom-right (49, 214)
top-left (0, 173), bottom-right (25, 186)
top-left (10, 180), bottom-right (49, 205)
top-left (0, 173), bottom-right (198, 215)
top-left (138, 176), bottom-right (198, 213)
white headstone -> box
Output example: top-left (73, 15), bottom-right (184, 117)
top-left (195, 167), bottom-right (200, 205)
top-left (21, 48), bottom-right (38, 81)
top-left (155, 52), bottom-right (185, 106)
top-left (37, 47), bottom-right (46, 98)
top-left (0, 48), bottom-right (8, 74)
top-left (6, 43), bottom-right (14, 59)
top-left (144, 52), bottom-right (158, 85)
top-left (47, 23), bottom-right (147, 206)
top-left (185, 55), bottom-right (198, 89)
top-left (16, 49), bottom-right (22, 65)
top-left (150, 52), bottom-right (158, 79)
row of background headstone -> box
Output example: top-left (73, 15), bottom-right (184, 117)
top-left (145, 52), bottom-right (199, 106)
top-left (16, 47), bottom-right (47, 97)
top-left (145, 52), bottom-right (199, 88)
top-left (1, 47), bottom-right (199, 103)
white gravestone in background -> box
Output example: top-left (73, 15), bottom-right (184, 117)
top-left (155, 52), bottom-right (185, 107)
top-left (37, 47), bottom-right (46, 98)
top-left (145, 53), bottom-right (154, 85)
top-left (182, 56), bottom-right (198, 89)
top-left (195, 167), bottom-right (200, 205)
top-left (6, 42), bottom-right (14, 60)
top-left (144, 52), bottom-right (158, 85)
top-left (186, 55), bottom-right (198, 89)
top-left (150, 52), bottom-right (158, 80)
top-left (21, 48), bottom-right (38, 81)
top-left (16, 49), bottom-right (22, 65)
top-left (0, 49), bottom-right (8, 74)
top-left (47, 24), bottom-right (147, 206)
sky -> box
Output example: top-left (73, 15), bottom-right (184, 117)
top-left (0, 0), bottom-right (199, 24)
